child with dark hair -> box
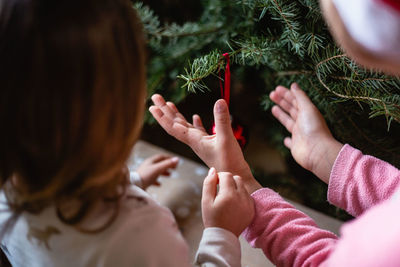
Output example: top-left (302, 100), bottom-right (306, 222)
top-left (0, 0), bottom-right (254, 266)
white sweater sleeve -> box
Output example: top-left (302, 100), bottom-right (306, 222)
top-left (195, 227), bottom-right (241, 267)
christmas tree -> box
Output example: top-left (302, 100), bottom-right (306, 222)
top-left (136, 0), bottom-right (400, 219)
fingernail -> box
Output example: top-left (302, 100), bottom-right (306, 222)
top-left (291, 83), bottom-right (299, 90)
top-left (171, 157), bottom-right (180, 163)
top-left (208, 167), bottom-right (216, 176)
top-left (216, 100), bottom-right (226, 113)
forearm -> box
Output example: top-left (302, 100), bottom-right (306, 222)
top-left (310, 138), bottom-right (343, 184)
top-left (328, 144), bottom-right (400, 216)
top-left (244, 188), bottom-right (338, 267)
top-left (129, 170), bottom-right (145, 189)
top-left (244, 178), bottom-right (263, 194)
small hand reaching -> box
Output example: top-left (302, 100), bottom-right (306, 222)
top-left (149, 94), bottom-right (261, 193)
top-left (136, 154), bottom-right (179, 189)
top-left (269, 83), bottom-right (343, 183)
top-left (201, 168), bottom-right (255, 237)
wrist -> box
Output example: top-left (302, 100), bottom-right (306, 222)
top-left (310, 137), bottom-right (343, 184)
top-left (236, 164), bottom-right (262, 194)
top-left (204, 225), bottom-right (241, 237)
top-left (236, 172), bottom-right (262, 194)
top-left (129, 171), bottom-right (144, 189)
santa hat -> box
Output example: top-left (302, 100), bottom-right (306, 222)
top-left (333, 0), bottom-right (400, 63)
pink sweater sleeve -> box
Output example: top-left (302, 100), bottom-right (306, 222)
top-left (244, 187), bottom-right (400, 267)
top-left (243, 188), bottom-right (338, 267)
top-left (328, 144), bottom-right (400, 217)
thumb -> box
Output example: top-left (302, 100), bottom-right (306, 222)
top-left (213, 99), bottom-right (234, 139)
top-left (202, 168), bottom-right (218, 205)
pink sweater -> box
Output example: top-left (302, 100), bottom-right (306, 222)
top-left (244, 144), bottom-right (400, 267)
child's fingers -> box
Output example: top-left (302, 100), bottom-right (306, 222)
top-left (213, 99), bottom-right (235, 141)
top-left (151, 94), bottom-right (178, 119)
top-left (166, 101), bottom-right (180, 114)
top-left (284, 137), bottom-right (292, 149)
top-left (291, 83), bottom-right (313, 109)
top-left (218, 172), bottom-right (237, 193)
top-left (275, 86), bottom-right (296, 106)
top-left (202, 168), bottom-right (218, 205)
top-left (150, 100), bottom-right (208, 146)
top-left (154, 157), bottom-right (180, 172)
top-left (274, 97), bottom-right (298, 120)
top-left (165, 101), bottom-right (192, 127)
top-left (271, 105), bottom-right (294, 133)
top-left (149, 106), bottom-right (191, 143)
top-left (166, 102), bottom-right (188, 123)
top-left (282, 86), bottom-right (297, 107)
top-left (193, 114), bottom-right (206, 132)
top-left (270, 88), bottom-right (298, 120)
top-left (147, 154), bottom-right (170, 163)
top-left (149, 105), bottom-right (174, 131)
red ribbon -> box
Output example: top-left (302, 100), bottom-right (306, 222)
top-left (213, 52), bottom-right (247, 149)
top-left (219, 53), bottom-right (231, 106)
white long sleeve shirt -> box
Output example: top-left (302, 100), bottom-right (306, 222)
top-left (0, 184), bottom-right (240, 267)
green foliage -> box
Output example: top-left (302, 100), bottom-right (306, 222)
top-left (178, 50), bottom-right (223, 93)
top-left (134, 0), bottom-right (400, 167)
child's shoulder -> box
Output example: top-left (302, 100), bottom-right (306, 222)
top-left (0, 186), bottom-right (184, 266)
top-left (118, 185), bottom-right (177, 228)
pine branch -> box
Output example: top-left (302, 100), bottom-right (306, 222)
top-left (177, 50), bottom-right (225, 92)
top-left (134, 3), bottom-right (223, 43)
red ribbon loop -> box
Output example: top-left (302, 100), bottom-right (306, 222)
top-left (219, 53), bottom-right (231, 106)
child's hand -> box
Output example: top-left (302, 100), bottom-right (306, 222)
top-left (136, 154), bottom-right (179, 189)
top-left (270, 83), bottom-right (343, 183)
top-left (201, 168), bottom-right (255, 237)
top-left (149, 94), bottom-right (261, 194)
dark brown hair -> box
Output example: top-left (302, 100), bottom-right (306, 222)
top-left (0, 0), bottom-right (146, 231)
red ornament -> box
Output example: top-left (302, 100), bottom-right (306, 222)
top-left (209, 53), bottom-right (248, 149)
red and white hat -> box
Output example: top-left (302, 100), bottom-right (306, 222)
top-left (333, 0), bottom-right (400, 62)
